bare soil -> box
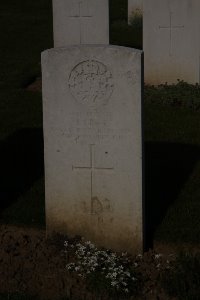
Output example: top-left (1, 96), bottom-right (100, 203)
top-left (0, 224), bottom-right (179, 300)
top-left (0, 224), bottom-right (88, 300)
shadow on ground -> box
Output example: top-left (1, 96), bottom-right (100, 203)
top-left (1, 132), bottom-right (200, 250)
top-left (0, 128), bottom-right (44, 213)
top-left (144, 141), bottom-right (200, 250)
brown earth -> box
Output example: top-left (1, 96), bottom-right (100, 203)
top-left (0, 224), bottom-right (91, 300)
top-left (0, 224), bottom-right (178, 300)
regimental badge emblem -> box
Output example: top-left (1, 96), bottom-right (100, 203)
top-left (68, 60), bottom-right (114, 107)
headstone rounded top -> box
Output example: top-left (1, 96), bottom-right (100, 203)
top-left (68, 60), bottom-right (114, 108)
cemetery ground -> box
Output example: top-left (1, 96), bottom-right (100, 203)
top-left (0, 0), bottom-right (200, 299)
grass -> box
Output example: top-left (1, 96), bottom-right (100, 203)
top-left (110, 0), bottom-right (142, 49)
top-left (0, 2), bottom-right (200, 299)
top-left (0, 0), bottom-right (52, 227)
top-left (0, 0), bottom-right (199, 244)
top-left (1, 178), bottom-right (45, 228)
top-left (0, 0), bottom-right (53, 138)
top-left (144, 85), bottom-right (200, 246)
top-left (0, 0), bottom-right (199, 246)
top-left (161, 252), bottom-right (200, 300)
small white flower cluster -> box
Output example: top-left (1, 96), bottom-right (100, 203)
top-left (64, 240), bottom-right (138, 294)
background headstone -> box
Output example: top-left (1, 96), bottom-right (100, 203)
top-left (42, 45), bottom-right (143, 254)
top-left (52, 0), bottom-right (109, 47)
top-left (143, 0), bottom-right (200, 84)
top-left (128, 0), bottom-right (143, 24)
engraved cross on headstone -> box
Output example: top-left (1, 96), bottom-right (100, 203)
top-left (69, 0), bottom-right (92, 44)
top-left (159, 11), bottom-right (184, 56)
top-left (72, 144), bottom-right (114, 213)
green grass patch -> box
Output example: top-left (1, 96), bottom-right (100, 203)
top-left (145, 81), bottom-right (200, 112)
top-left (0, 0), bottom-right (199, 251)
top-left (0, 0), bottom-right (52, 139)
top-left (110, 20), bottom-right (142, 49)
top-left (109, 0), bottom-right (142, 49)
top-left (144, 84), bottom-right (200, 245)
top-left (0, 0), bottom-right (50, 226)
top-left (109, 0), bottom-right (127, 23)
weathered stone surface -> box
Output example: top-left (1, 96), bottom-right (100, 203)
top-left (42, 45), bottom-right (143, 254)
top-left (143, 0), bottom-right (200, 84)
top-left (52, 0), bottom-right (109, 47)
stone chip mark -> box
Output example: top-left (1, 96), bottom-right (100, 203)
top-left (68, 60), bottom-right (114, 107)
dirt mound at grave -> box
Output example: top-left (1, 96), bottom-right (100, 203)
top-left (0, 224), bottom-right (173, 300)
top-left (0, 224), bottom-right (93, 300)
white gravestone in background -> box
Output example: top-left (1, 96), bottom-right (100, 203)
top-left (42, 45), bottom-right (143, 254)
top-left (52, 0), bottom-right (109, 47)
top-left (128, 0), bottom-right (143, 23)
top-left (143, 0), bottom-right (200, 84)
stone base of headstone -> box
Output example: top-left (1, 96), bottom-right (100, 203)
top-left (42, 45), bottom-right (143, 255)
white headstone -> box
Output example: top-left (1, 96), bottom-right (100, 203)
top-left (128, 0), bottom-right (143, 24)
top-left (42, 45), bottom-right (143, 254)
top-left (143, 0), bottom-right (200, 84)
top-left (52, 0), bottom-right (109, 47)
